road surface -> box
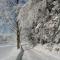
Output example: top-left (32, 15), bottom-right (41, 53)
top-left (22, 48), bottom-right (60, 60)
top-left (0, 44), bottom-right (20, 60)
top-left (0, 44), bottom-right (60, 60)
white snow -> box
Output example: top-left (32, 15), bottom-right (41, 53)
top-left (34, 44), bottom-right (60, 60)
top-left (5, 47), bottom-right (20, 60)
top-left (21, 44), bottom-right (60, 60)
top-left (0, 45), bottom-right (20, 60)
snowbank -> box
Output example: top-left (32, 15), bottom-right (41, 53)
top-left (34, 44), bottom-right (60, 60)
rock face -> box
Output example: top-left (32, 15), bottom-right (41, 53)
top-left (18, 0), bottom-right (60, 46)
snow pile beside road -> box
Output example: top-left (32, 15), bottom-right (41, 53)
top-left (34, 44), bottom-right (60, 60)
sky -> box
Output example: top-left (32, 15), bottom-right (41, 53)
top-left (0, 0), bottom-right (27, 34)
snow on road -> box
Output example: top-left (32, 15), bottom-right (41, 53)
top-left (22, 48), bottom-right (60, 60)
top-left (34, 44), bottom-right (60, 60)
top-left (0, 44), bottom-right (20, 60)
top-left (0, 44), bottom-right (60, 60)
top-left (21, 44), bottom-right (60, 60)
top-left (5, 47), bottom-right (20, 60)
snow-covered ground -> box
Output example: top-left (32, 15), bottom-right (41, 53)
top-left (34, 44), bottom-right (60, 60)
top-left (0, 43), bottom-right (60, 60)
top-left (0, 44), bottom-right (20, 60)
top-left (21, 44), bottom-right (60, 60)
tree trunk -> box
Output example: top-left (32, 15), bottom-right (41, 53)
top-left (16, 0), bottom-right (19, 4)
top-left (17, 31), bottom-right (20, 49)
top-left (17, 21), bottom-right (20, 49)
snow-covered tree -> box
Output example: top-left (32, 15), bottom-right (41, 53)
top-left (18, 0), bottom-right (60, 47)
top-left (0, 0), bottom-right (22, 49)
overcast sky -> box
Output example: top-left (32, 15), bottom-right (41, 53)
top-left (0, 0), bottom-right (27, 34)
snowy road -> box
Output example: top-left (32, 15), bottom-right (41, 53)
top-left (0, 44), bottom-right (20, 60)
top-left (0, 45), bottom-right (14, 60)
top-left (22, 48), bottom-right (60, 60)
top-left (0, 44), bottom-right (60, 60)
